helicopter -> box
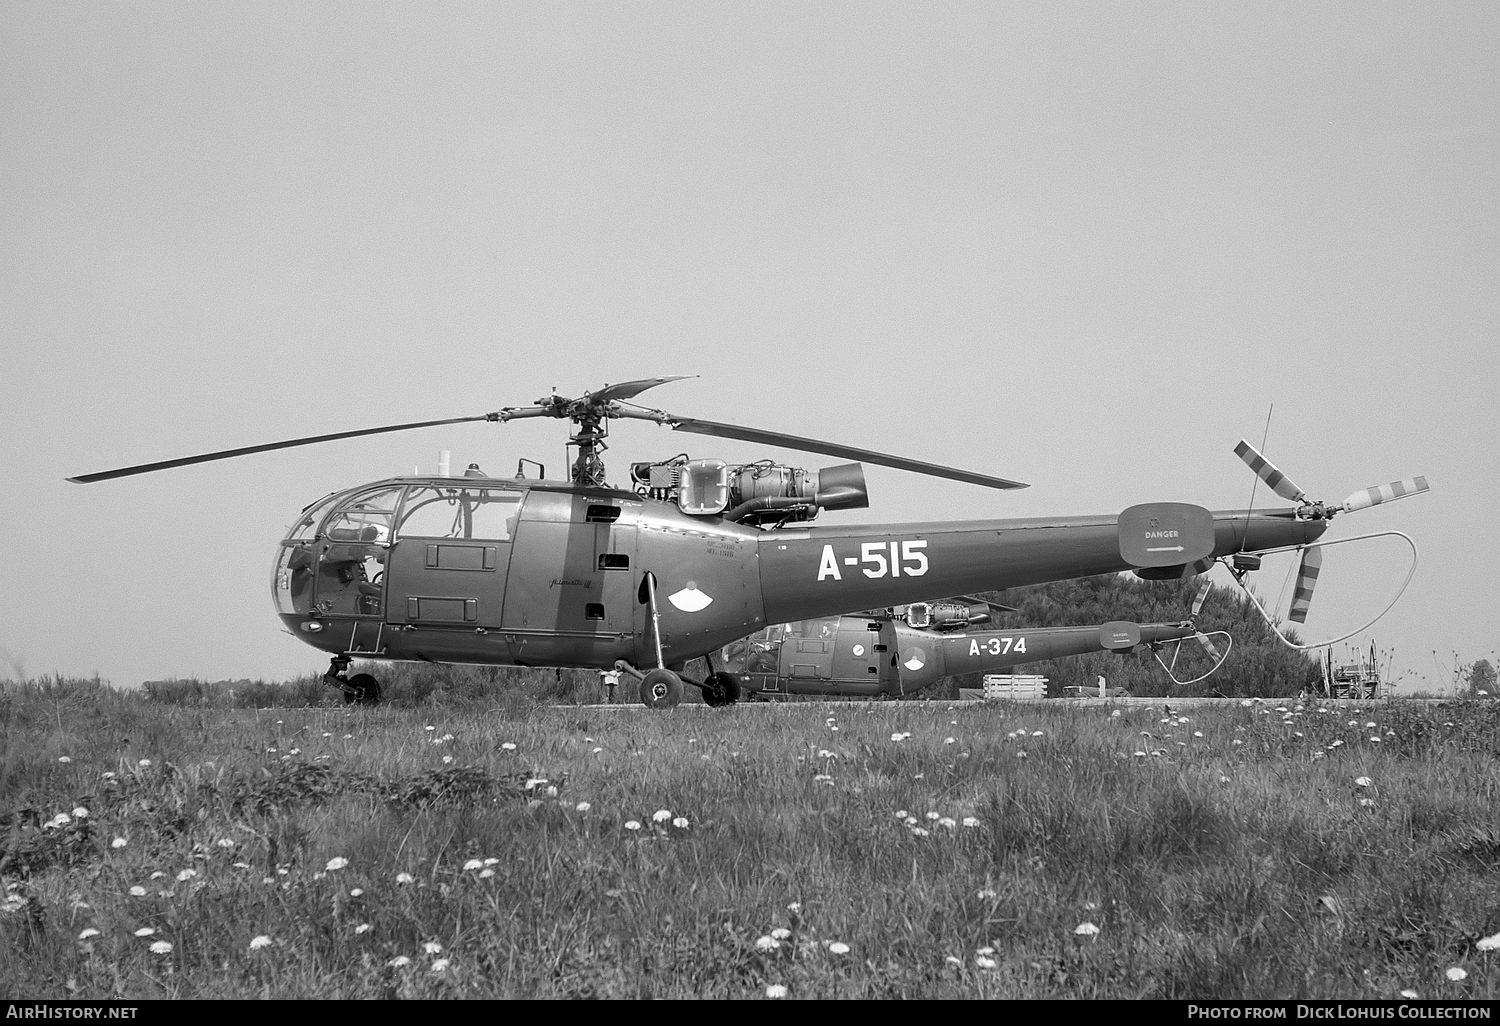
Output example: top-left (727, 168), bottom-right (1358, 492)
top-left (67, 377), bottom-right (1429, 708)
top-left (713, 581), bottom-right (1229, 700)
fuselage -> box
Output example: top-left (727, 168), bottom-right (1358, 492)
top-left (273, 475), bottom-right (1327, 672)
top-left (717, 614), bottom-right (1199, 698)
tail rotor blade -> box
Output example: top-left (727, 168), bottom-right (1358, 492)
top-left (1234, 440), bottom-right (1307, 502)
top-left (1191, 579), bottom-right (1212, 619)
top-left (1288, 546), bottom-right (1323, 623)
top-left (1340, 476), bottom-right (1430, 513)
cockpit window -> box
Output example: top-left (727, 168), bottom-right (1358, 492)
top-left (323, 486), bottom-right (403, 545)
top-left (285, 493), bottom-right (341, 541)
top-left (787, 617), bottom-right (838, 640)
top-left (398, 486), bottom-right (522, 541)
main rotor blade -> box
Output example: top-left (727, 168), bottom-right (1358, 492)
top-left (1340, 475), bottom-right (1430, 513)
top-left (663, 417), bottom-right (1029, 490)
top-left (1194, 631), bottom-right (1223, 663)
top-left (1287, 546), bottom-right (1323, 624)
top-left (1234, 440), bottom-right (1306, 502)
top-left (952, 594), bottom-right (1020, 614)
top-left (590, 376), bottom-right (697, 404)
top-left (66, 414), bottom-right (498, 483)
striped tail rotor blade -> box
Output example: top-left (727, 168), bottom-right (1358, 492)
top-left (1340, 475), bottom-right (1430, 513)
top-left (1288, 547), bottom-right (1323, 624)
top-left (1234, 440), bottom-right (1307, 502)
top-left (1194, 632), bottom-right (1222, 663)
top-left (1191, 579), bottom-right (1212, 619)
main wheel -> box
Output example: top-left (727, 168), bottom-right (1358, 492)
top-left (639, 668), bottom-right (683, 709)
top-left (344, 672), bottom-right (382, 706)
top-left (701, 671), bottom-right (742, 707)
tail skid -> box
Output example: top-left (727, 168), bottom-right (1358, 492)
top-left (1223, 530), bottom-right (1419, 651)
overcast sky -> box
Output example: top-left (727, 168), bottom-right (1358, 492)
top-left (3, 2), bottom-right (1494, 694)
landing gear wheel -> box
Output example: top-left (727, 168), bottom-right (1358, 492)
top-left (344, 672), bottom-right (382, 706)
top-left (701, 671), bottom-right (742, 708)
top-left (639, 668), bottom-right (683, 709)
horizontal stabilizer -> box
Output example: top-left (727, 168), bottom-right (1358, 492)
top-left (1118, 502), bottom-right (1215, 568)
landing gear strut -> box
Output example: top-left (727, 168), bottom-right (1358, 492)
top-left (323, 655), bottom-right (382, 706)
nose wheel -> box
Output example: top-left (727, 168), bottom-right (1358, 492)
top-left (701, 671), bottom-right (742, 708)
top-left (323, 656), bottom-right (383, 706)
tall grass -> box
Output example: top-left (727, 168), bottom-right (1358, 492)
top-left (2, 676), bottom-right (1497, 999)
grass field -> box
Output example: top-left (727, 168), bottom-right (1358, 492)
top-left (2, 674), bottom-right (1498, 1000)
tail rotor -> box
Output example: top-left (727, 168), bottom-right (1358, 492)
top-left (1155, 579), bottom-right (1232, 686)
top-left (1229, 439), bottom-right (1428, 647)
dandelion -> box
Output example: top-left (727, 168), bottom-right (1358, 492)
top-left (58, 756), bottom-right (72, 763)
top-left (431, 958), bottom-right (450, 972)
top-left (771, 927), bottom-right (791, 941)
top-left (129, 886), bottom-right (147, 897)
top-left (624, 820), bottom-right (642, 831)
top-left (78, 928), bottom-right (100, 940)
top-left (423, 941), bottom-right (443, 955)
top-left (349, 888), bottom-right (363, 897)
top-left (72, 806), bottom-right (89, 818)
top-left (652, 809), bottom-right (672, 824)
top-left (828, 941), bottom-right (850, 955)
top-left (1400, 990), bottom-right (1419, 999)
top-left (944, 737), bottom-right (956, 745)
top-left (895, 810), bottom-right (909, 819)
top-left (1476, 932), bottom-right (1500, 952)
top-left (925, 811), bottom-right (940, 821)
top-left (463, 859), bottom-right (484, 871)
top-left (176, 869), bottom-right (198, 882)
top-left (672, 816), bottom-right (689, 829)
top-left (975, 955), bottom-right (998, 969)
top-left (250, 935), bottom-right (273, 950)
top-left (910, 826), bottom-right (931, 837)
top-left (962, 817), bottom-right (980, 828)
top-left (591, 747), bottom-right (603, 754)
top-left (134, 927), bottom-right (155, 937)
top-left (575, 801), bottom-right (591, 812)
top-left (1355, 776), bottom-right (1372, 787)
top-left (765, 984), bottom-right (788, 999)
top-left (355, 923), bottom-right (372, 934)
top-left (388, 955), bottom-right (411, 968)
top-left (111, 837), bottom-right (128, 849)
top-left (479, 869), bottom-right (494, 879)
top-left (1359, 797), bottom-right (1375, 807)
top-left (1075, 922), bottom-right (1100, 937)
top-left (325, 857), bottom-right (349, 871)
top-left (500, 742), bottom-right (517, 751)
top-left (149, 940), bottom-right (172, 955)
top-left (755, 935), bottom-right (780, 952)
top-left (47, 813), bottom-right (71, 829)
top-left (1445, 967), bottom-right (1467, 982)
top-left (938, 817), bottom-right (956, 829)
top-left (441, 755), bottom-right (453, 765)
